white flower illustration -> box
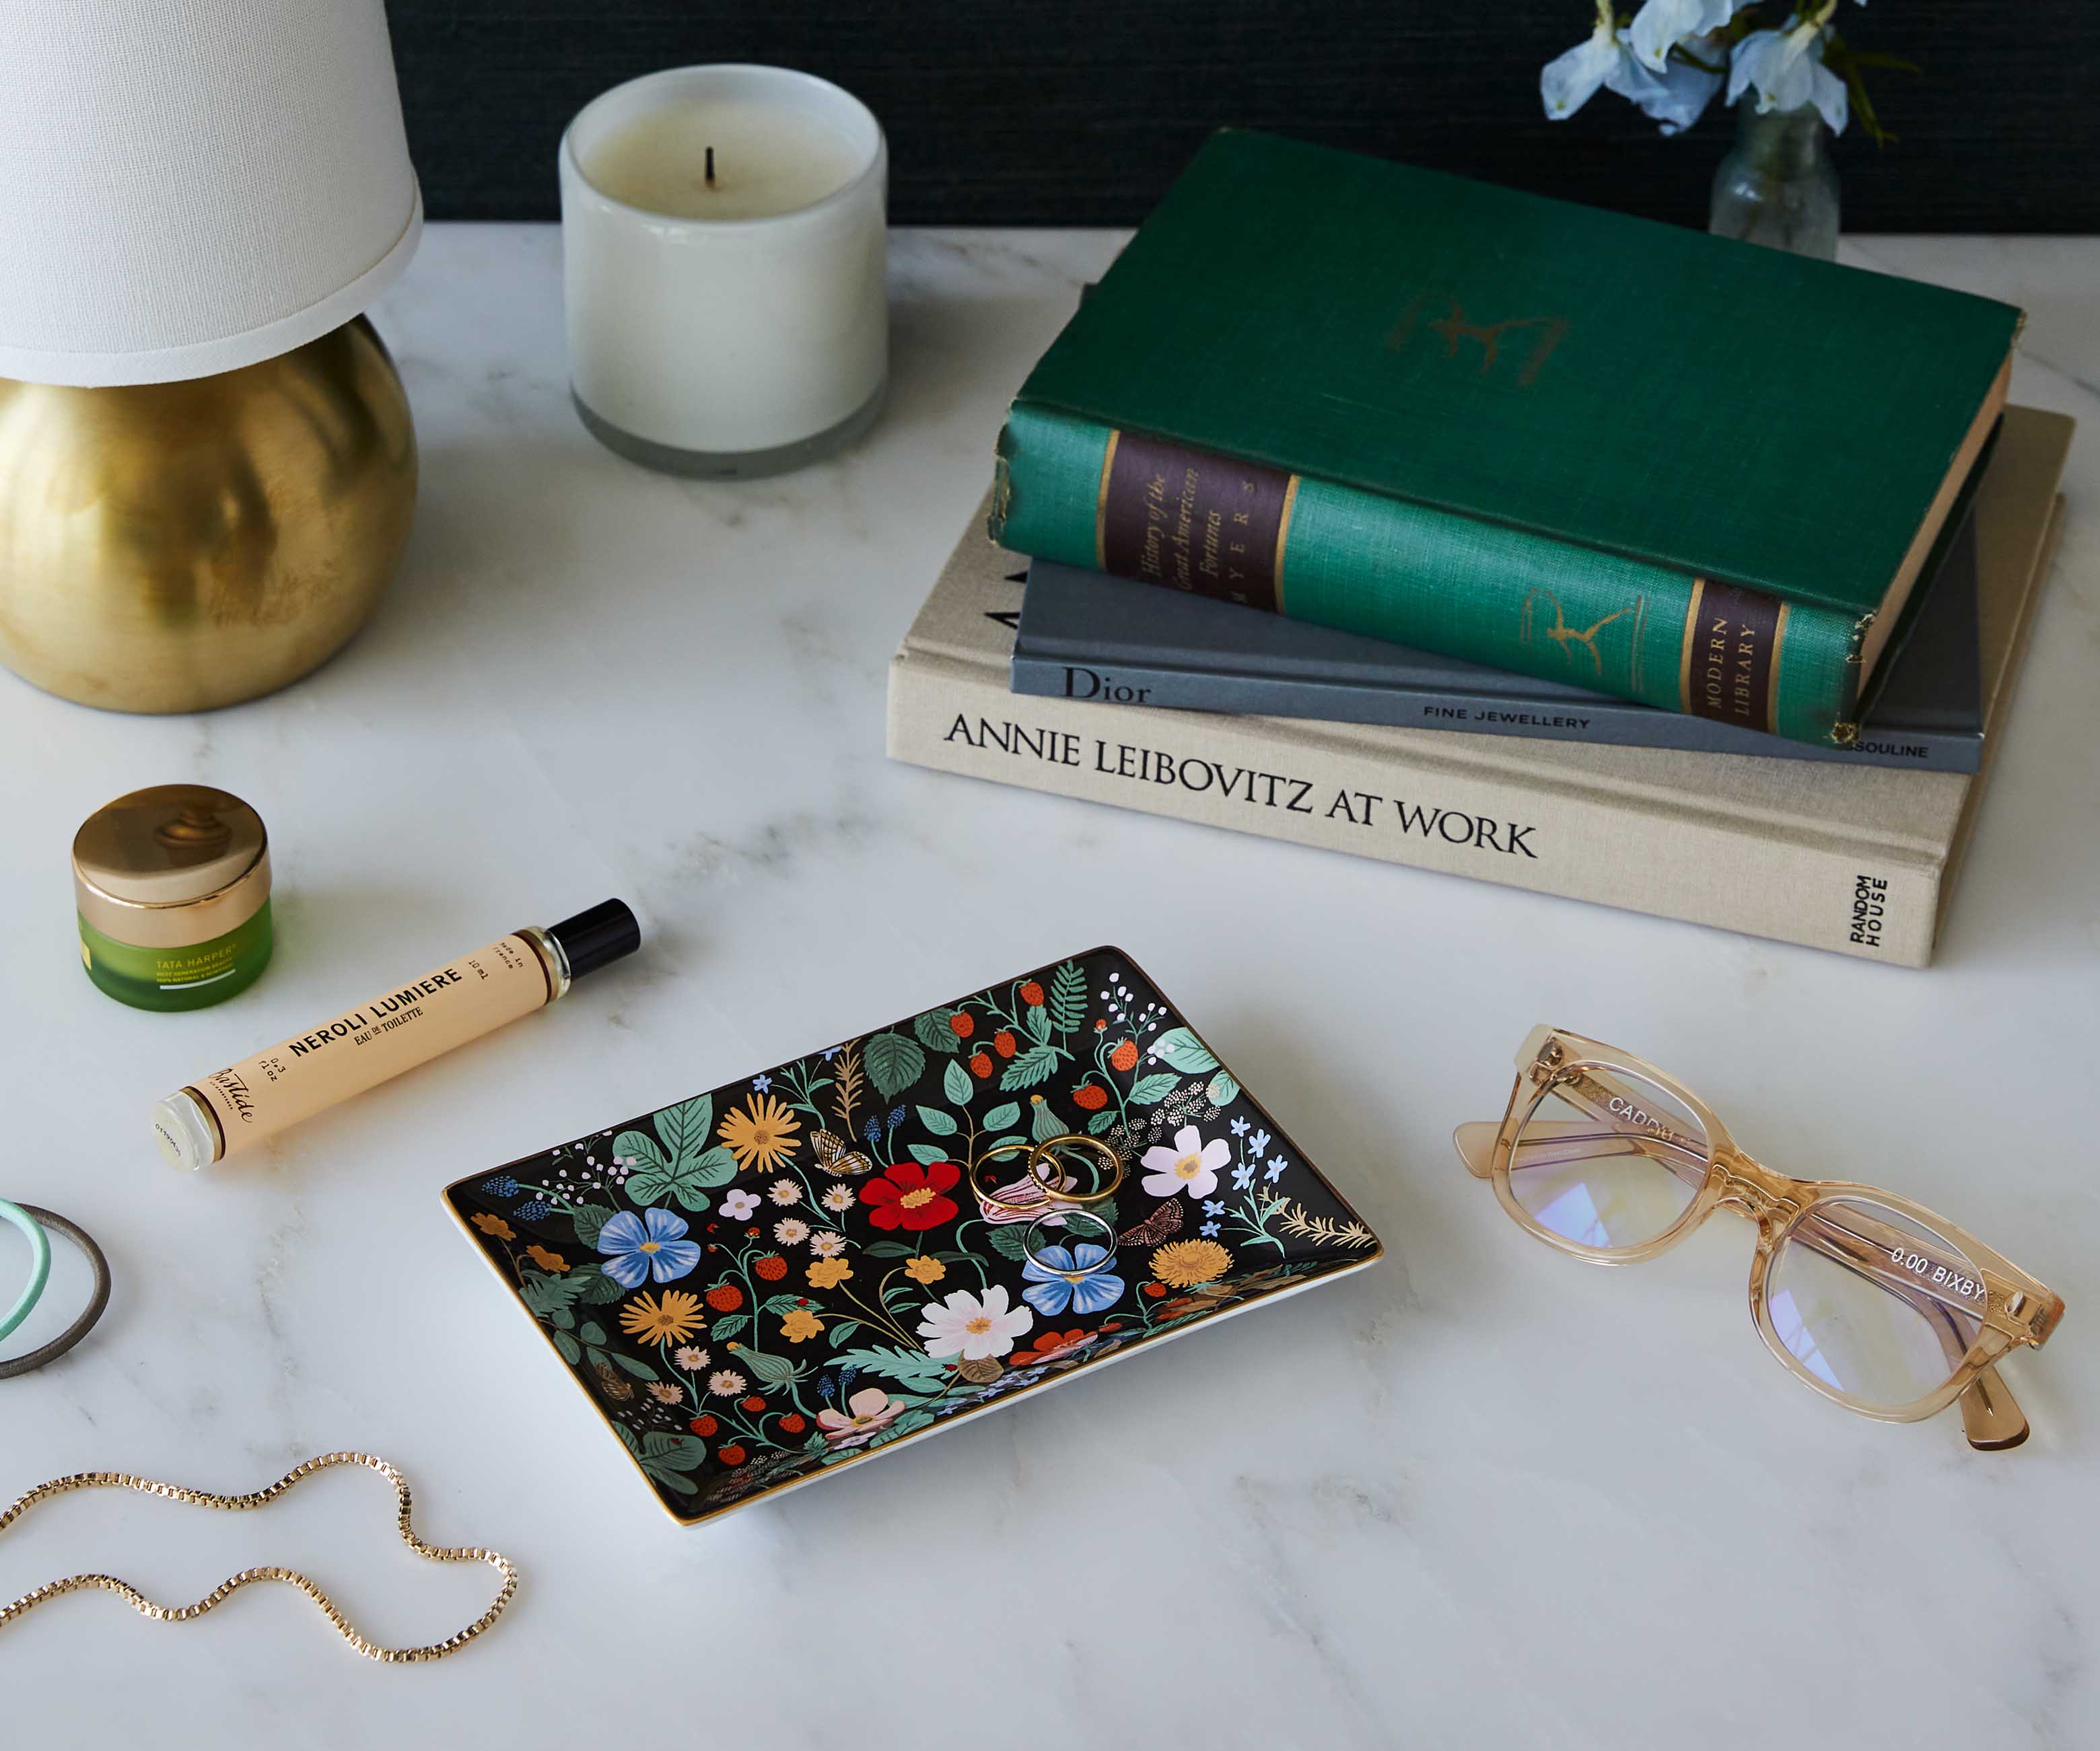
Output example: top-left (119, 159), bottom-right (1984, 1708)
top-left (1140, 1125), bottom-right (1232, 1201)
top-left (916, 1285), bottom-right (1034, 1362)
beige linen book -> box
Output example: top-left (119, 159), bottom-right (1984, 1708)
top-left (888, 408), bottom-right (2072, 964)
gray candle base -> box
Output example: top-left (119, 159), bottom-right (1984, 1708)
top-left (572, 378), bottom-right (886, 478)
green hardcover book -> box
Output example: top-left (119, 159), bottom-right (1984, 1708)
top-left (989, 130), bottom-right (2019, 747)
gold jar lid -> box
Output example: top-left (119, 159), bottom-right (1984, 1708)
top-left (73, 785), bottom-right (271, 948)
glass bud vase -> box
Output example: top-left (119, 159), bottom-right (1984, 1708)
top-left (1709, 103), bottom-right (1840, 260)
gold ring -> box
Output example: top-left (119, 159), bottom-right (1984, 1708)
top-left (1024, 1134), bottom-right (1123, 1206)
top-left (971, 1140), bottom-right (1051, 1215)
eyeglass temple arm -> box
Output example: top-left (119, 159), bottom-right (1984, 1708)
top-left (1455, 1118), bottom-right (2032, 1449)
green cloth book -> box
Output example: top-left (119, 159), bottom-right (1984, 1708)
top-left (989, 130), bottom-right (2019, 748)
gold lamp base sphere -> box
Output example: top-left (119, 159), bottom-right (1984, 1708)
top-left (0, 316), bottom-right (416, 714)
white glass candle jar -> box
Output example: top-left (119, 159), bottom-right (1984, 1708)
top-left (560, 65), bottom-right (888, 476)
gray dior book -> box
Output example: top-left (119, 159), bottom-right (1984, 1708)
top-left (1012, 503), bottom-right (1986, 773)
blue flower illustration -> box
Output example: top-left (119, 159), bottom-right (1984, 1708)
top-left (1231, 1162), bottom-right (1257, 1192)
top-left (1265, 1156), bottom-right (1289, 1183)
top-left (1229, 1117), bottom-right (1249, 1137)
top-left (481, 1174), bottom-right (520, 1198)
top-left (516, 1198), bottom-right (552, 1221)
top-left (1020, 1244), bottom-right (1125, 1316)
top-left (596, 1207), bottom-right (702, 1287)
top-left (751, 1073), bottom-right (773, 1093)
top-left (1201, 1221), bottom-right (1221, 1238)
top-left (1202, 1199), bottom-right (1224, 1215)
top-left (1248, 1129), bottom-right (1271, 1159)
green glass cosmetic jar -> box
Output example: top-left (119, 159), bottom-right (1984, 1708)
top-left (71, 785), bottom-right (273, 1011)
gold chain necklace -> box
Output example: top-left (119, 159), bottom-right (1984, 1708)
top-left (0, 1452), bottom-right (518, 1661)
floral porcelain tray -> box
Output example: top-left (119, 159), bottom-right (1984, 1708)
top-left (444, 947), bottom-right (1382, 1523)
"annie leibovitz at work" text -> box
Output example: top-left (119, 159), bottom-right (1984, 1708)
top-left (944, 714), bottom-right (1539, 856)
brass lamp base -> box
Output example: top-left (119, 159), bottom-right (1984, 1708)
top-left (0, 317), bottom-right (416, 714)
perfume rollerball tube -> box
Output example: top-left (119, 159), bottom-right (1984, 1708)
top-left (151, 900), bottom-right (639, 1172)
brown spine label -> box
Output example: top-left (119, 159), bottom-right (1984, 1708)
top-left (1096, 431), bottom-right (1296, 612)
top-left (1678, 578), bottom-right (1788, 734)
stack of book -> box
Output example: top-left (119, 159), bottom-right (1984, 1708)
top-left (889, 131), bottom-right (2073, 964)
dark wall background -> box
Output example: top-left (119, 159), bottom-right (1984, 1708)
top-left (387, 1), bottom-right (2100, 231)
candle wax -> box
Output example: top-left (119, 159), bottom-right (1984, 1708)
top-left (582, 98), bottom-right (866, 221)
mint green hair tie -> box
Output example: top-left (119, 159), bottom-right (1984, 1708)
top-left (0, 1200), bottom-right (51, 1344)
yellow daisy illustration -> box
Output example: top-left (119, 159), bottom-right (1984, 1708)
top-left (718, 1092), bottom-right (802, 1175)
top-left (619, 1287), bottom-right (705, 1346)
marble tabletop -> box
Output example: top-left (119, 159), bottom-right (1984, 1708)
top-left (1, 226), bottom-right (2095, 1746)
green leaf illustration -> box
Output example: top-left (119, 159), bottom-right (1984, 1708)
top-left (1049, 960), bottom-right (1088, 1034)
top-left (567, 1204), bottom-right (617, 1248)
top-left (906, 1141), bottom-right (952, 1166)
top-left (982, 1102), bottom-right (1021, 1132)
top-left (551, 1328), bottom-right (582, 1364)
top-left (865, 1032), bottom-right (926, 1101)
top-left (641, 1431), bottom-right (708, 1466)
top-left (1206, 1070), bottom-right (1242, 1106)
top-left (709, 1312), bottom-right (748, 1342)
top-left (1087, 1110), bottom-right (1116, 1135)
top-left (573, 1266), bottom-right (624, 1304)
top-left (520, 1270), bottom-right (596, 1315)
top-left (651, 1096), bottom-right (713, 1164)
top-left (913, 1008), bottom-right (965, 1053)
top-left (999, 1044), bottom-right (1059, 1091)
top-left (942, 1057), bottom-right (973, 1106)
top-left (831, 1345), bottom-right (952, 1388)
top-left (580, 1320), bottom-right (608, 1347)
top-left (1148, 1028), bottom-right (1220, 1075)
top-left (918, 1102), bottom-right (959, 1135)
top-left (860, 1240), bottom-right (918, 1258)
top-left (988, 1223), bottom-right (1031, 1261)
top-left (1128, 1072), bottom-right (1180, 1106)
top-left (1025, 1003), bottom-right (1052, 1045)
top-left (610, 1351), bottom-right (659, 1382)
top-left (827, 1318), bottom-right (862, 1345)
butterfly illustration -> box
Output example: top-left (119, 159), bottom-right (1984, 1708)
top-left (811, 1130), bottom-right (875, 1178)
top-left (1118, 1200), bottom-right (1185, 1247)
top-left (592, 1360), bottom-right (635, 1402)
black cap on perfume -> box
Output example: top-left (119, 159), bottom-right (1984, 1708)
top-left (549, 898), bottom-right (640, 980)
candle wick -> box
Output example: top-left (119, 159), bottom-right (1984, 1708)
top-left (705, 145), bottom-right (715, 187)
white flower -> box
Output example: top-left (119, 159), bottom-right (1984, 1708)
top-left (1140, 1124), bottom-right (1232, 1201)
top-left (718, 1189), bottom-right (760, 1221)
top-left (773, 1217), bottom-right (810, 1246)
top-left (1628, 0), bottom-right (1743, 73)
top-left (767, 1178), bottom-right (802, 1206)
top-left (672, 1345), bottom-right (709, 1371)
top-left (809, 1229), bottom-right (848, 1257)
top-left (707, 1369), bottom-right (747, 1397)
top-left (916, 1285), bottom-right (1034, 1362)
top-left (1542, 0), bottom-right (1722, 136)
top-left (820, 1184), bottom-right (857, 1213)
top-left (1728, 11), bottom-right (1848, 133)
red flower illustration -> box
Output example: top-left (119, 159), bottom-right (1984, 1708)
top-left (1020, 981), bottom-right (1045, 1005)
top-left (862, 1159), bottom-right (963, 1231)
top-left (1071, 1083), bottom-right (1109, 1110)
top-left (948, 1011), bottom-right (975, 1039)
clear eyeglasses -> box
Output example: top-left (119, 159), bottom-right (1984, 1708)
top-left (1455, 1028), bottom-right (2064, 1450)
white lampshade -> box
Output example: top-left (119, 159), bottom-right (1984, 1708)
top-left (0, 0), bottom-right (421, 386)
